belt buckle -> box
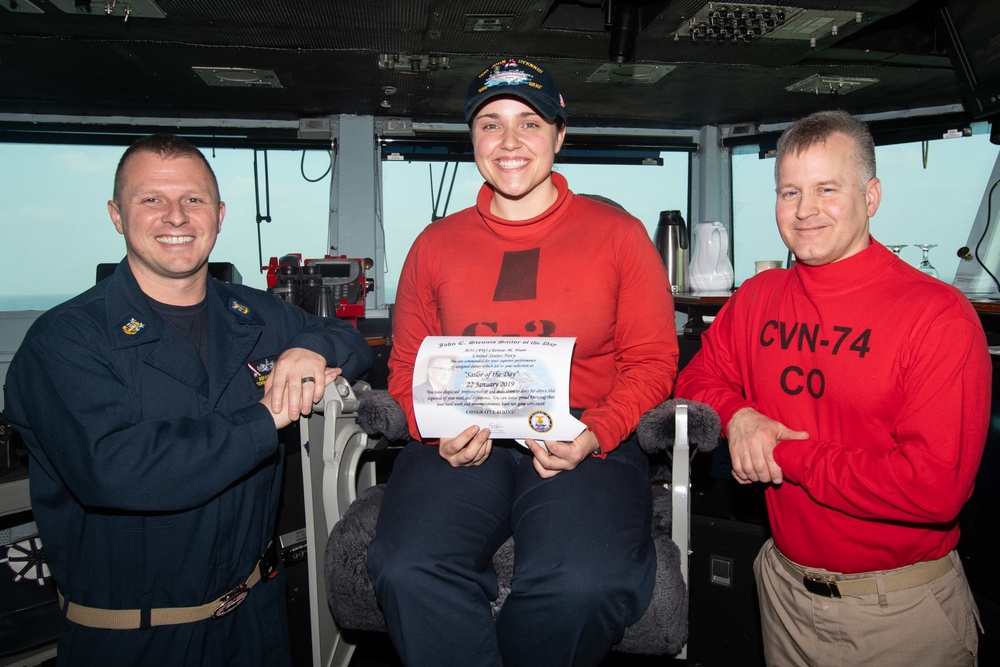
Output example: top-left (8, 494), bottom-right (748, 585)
top-left (803, 573), bottom-right (842, 598)
top-left (212, 583), bottom-right (249, 619)
top-left (259, 542), bottom-right (279, 583)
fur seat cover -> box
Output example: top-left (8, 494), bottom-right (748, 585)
top-left (325, 392), bottom-right (720, 656)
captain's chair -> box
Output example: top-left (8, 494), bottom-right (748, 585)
top-left (299, 378), bottom-right (720, 667)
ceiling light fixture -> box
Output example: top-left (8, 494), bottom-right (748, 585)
top-left (49, 0), bottom-right (165, 19)
top-left (766, 9), bottom-right (863, 41)
top-left (586, 62), bottom-right (676, 84)
top-left (785, 73), bottom-right (878, 95)
top-left (192, 67), bottom-right (283, 88)
top-left (464, 15), bottom-right (515, 32)
top-left (1, 0), bottom-right (44, 14)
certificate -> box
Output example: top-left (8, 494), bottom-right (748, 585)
top-left (412, 336), bottom-right (586, 442)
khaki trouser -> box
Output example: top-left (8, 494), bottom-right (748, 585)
top-left (754, 538), bottom-right (981, 666)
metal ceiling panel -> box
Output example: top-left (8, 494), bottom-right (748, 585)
top-left (0, 0), bottom-right (986, 128)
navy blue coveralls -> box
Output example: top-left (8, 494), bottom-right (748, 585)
top-left (4, 260), bottom-right (371, 666)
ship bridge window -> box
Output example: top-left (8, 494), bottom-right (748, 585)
top-left (380, 138), bottom-right (693, 304)
top-left (0, 142), bottom-right (332, 311)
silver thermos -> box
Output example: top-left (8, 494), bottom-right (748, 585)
top-left (654, 210), bottom-right (688, 293)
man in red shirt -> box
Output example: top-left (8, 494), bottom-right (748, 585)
top-left (676, 110), bottom-right (988, 665)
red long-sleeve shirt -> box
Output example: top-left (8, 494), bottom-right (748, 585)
top-left (389, 173), bottom-right (679, 453)
top-left (675, 240), bottom-right (990, 573)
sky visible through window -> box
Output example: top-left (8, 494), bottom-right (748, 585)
top-left (381, 154), bottom-right (690, 304)
top-left (2, 132), bottom-right (998, 313)
top-left (0, 145), bottom-right (331, 311)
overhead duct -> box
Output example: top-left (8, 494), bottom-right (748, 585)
top-left (608, 2), bottom-right (640, 63)
top-left (603, 1), bottom-right (671, 63)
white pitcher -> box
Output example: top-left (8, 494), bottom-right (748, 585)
top-left (688, 221), bottom-right (734, 291)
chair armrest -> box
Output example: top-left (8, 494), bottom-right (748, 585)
top-left (303, 378), bottom-right (377, 530)
top-left (640, 399), bottom-right (720, 661)
top-left (671, 405), bottom-right (690, 594)
top-left (636, 398), bottom-right (721, 456)
top-left (356, 389), bottom-right (410, 442)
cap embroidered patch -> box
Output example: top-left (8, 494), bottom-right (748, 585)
top-left (120, 317), bottom-right (146, 336)
top-left (482, 61), bottom-right (534, 89)
top-left (465, 58), bottom-right (567, 124)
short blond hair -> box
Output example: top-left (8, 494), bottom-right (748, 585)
top-left (775, 110), bottom-right (875, 190)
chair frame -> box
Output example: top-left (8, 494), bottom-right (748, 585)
top-left (299, 379), bottom-right (691, 667)
top-left (300, 378), bottom-right (372, 667)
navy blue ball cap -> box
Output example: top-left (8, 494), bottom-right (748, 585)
top-left (465, 58), bottom-right (567, 124)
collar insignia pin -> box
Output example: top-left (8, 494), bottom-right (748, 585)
top-left (229, 299), bottom-right (251, 317)
top-left (121, 318), bottom-right (145, 336)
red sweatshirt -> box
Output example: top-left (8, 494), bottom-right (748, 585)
top-left (675, 240), bottom-right (990, 573)
top-left (388, 172), bottom-right (679, 453)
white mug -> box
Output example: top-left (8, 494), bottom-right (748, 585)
top-left (755, 260), bottom-right (783, 274)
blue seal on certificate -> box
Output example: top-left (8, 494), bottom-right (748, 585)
top-left (528, 410), bottom-right (554, 434)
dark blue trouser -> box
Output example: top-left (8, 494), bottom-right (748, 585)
top-left (366, 435), bottom-right (656, 667)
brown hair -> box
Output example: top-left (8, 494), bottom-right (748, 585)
top-left (113, 133), bottom-right (220, 203)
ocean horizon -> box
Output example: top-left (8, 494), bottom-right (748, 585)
top-left (0, 295), bottom-right (71, 313)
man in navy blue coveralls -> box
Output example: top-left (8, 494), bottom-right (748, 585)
top-left (4, 134), bottom-right (371, 666)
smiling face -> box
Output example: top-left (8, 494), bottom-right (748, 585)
top-left (775, 132), bottom-right (881, 267)
top-left (470, 96), bottom-right (566, 221)
top-left (108, 151), bottom-right (225, 304)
